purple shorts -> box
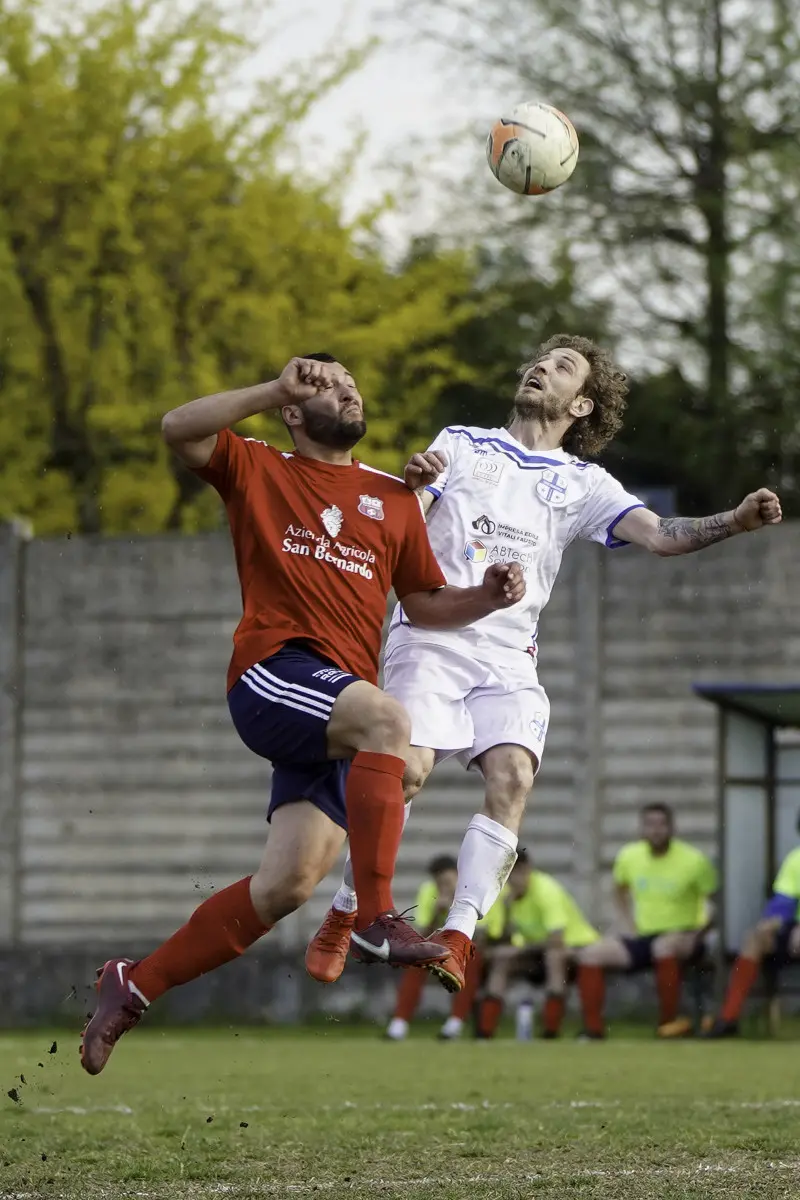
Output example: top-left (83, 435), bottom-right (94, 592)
top-left (227, 641), bottom-right (359, 831)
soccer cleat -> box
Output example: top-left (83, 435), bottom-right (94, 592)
top-left (80, 958), bottom-right (148, 1076)
top-left (438, 1016), bottom-right (465, 1041)
top-left (576, 1029), bottom-right (607, 1042)
top-left (657, 1016), bottom-right (694, 1039)
top-left (349, 912), bottom-right (448, 968)
top-left (305, 907), bottom-right (357, 984)
top-left (427, 929), bottom-right (475, 995)
top-left (701, 1018), bottom-right (740, 1039)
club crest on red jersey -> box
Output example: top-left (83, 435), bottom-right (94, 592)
top-left (320, 505), bottom-right (343, 537)
top-left (358, 494), bottom-right (384, 521)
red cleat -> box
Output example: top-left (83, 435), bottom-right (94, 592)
top-left (80, 958), bottom-right (148, 1076)
top-left (427, 929), bottom-right (475, 994)
top-left (305, 907), bottom-right (357, 983)
top-left (349, 912), bottom-right (448, 969)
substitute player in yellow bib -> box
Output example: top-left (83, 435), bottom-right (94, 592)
top-left (475, 850), bottom-right (599, 1038)
top-left (705, 828), bottom-right (800, 1037)
top-left (577, 804), bottom-right (716, 1038)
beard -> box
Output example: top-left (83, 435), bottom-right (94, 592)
top-left (302, 408), bottom-right (367, 450)
top-left (512, 382), bottom-right (564, 423)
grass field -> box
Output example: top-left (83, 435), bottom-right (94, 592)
top-left (2, 1024), bottom-right (800, 1199)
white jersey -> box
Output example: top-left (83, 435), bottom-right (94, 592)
top-left (388, 425), bottom-right (644, 665)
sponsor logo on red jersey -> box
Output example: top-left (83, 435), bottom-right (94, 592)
top-left (320, 505), bottom-right (343, 536)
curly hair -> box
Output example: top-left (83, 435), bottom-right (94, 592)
top-left (519, 334), bottom-right (628, 458)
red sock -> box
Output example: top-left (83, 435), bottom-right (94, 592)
top-left (655, 957), bottom-right (681, 1025)
top-left (720, 956), bottom-right (760, 1023)
top-left (578, 965), bottom-right (605, 1036)
top-left (129, 877), bottom-right (270, 1003)
top-left (394, 968), bottom-right (426, 1021)
top-left (477, 995), bottom-right (503, 1038)
top-left (543, 994), bottom-right (566, 1036)
top-left (345, 751), bottom-right (405, 928)
top-left (452, 947), bottom-right (483, 1021)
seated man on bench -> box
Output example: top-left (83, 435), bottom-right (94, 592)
top-left (705, 832), bottom-right (800, 1038)
top-left (576, 803), bottom-right (717, 1039)
top-left (475, 849), bottom-right (599, 1038)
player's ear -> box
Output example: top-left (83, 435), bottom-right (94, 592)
top-left (282, 404), bottom-right (303, 431)
top-left (570, 394), bottom-right (594, 419)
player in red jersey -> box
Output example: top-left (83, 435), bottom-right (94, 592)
top-left (81, 354), bottom-right (525, 1075)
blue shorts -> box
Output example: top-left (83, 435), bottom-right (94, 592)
top-left (622, 935), bottom-right (657, 971)
top-left (770, 921), bottom-right (799, 966)
top-left (623, 932), bottom-right (703, 971)
top-left (227, 641), bottom-right (360, 831)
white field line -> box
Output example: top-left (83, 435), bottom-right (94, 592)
top-left (24, 1096), bottom-right (800, 1117)
top-left (29, 1104), bottom-right (134, 1116)
top-left (4, 1161), bottom-right (800, 1199)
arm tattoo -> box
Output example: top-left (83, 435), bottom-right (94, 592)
top-left (656, 512), bottom-right (736, 552)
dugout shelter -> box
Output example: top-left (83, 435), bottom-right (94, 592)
top-left (694, 684), bottom-right (800, 954)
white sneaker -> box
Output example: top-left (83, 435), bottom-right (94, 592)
top-left (438, 1016), bottom-right (464, 1040)
top-left (385, 1017), bottom-right (409, 1041)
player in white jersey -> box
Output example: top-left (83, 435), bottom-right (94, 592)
top-left (305, 333), bottom-right (782, 993)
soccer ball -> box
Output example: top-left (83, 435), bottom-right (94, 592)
top-left (486, 101), bottom-right (579, 196)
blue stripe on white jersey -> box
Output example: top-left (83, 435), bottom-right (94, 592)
top-left (444, 426), bottom-right (589, 471)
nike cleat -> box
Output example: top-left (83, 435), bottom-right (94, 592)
top-left (305, 907), bottom-right (357, 983)
top-left (427, 929), bottom-right (475, 995)
top-left (80, 958), bottom-right (148, 1076)
top-left (349, 912), bottom-right (448, 968)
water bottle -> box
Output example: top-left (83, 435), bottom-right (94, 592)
top-left (515, 999), bottom-right (535, 1041)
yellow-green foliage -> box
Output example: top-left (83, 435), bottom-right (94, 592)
top-left (0, 1), bottom-right (476, 534)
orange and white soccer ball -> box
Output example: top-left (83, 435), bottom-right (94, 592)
top-left (486, 101), bottom-right (579, 196)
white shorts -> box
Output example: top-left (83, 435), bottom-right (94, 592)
top-left (383, 641), bottom-right (550, 772)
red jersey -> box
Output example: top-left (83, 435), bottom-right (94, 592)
top-left (195, 429), bottom-right (446, 689)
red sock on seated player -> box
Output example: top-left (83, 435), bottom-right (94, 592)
top-left (542, 993), bottom-right (566, 1037)
top-left (719, 956), bottom-right (760, 1024)
top-left (654, 957), bottom-right (682, 1026)
top-left (577, 964), bottom-right (606, 1036)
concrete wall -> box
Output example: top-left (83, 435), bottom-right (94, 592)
top-left (1, 521), bottom-right (797, 1016)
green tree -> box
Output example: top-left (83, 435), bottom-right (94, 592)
top-left (403, 0), bottom-right (800, 511)
top-left (0, 0), bottom-right (477, 534)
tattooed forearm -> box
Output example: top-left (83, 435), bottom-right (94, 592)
top-left (656, 511), bottom-right (740, 554)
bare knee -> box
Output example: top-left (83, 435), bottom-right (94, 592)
top-left (653, 935), bottom-right (680, 960)
top-left (747, 921), bottom-right (778, 959)
top-left (578, 944), bottom-right (602, 968)
top-left (251, 867), bottom-right (318, 925)
top-left (480, 747), bottom-right (536, 830)
top-left (403, 747), bottom-right (434, 801)
top-left (328, 682), bottom-right (411, 759)
top-left (354, 694), bottom-right (411, 757)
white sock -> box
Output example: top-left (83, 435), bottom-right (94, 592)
top-left (331, 883), bottom-right (357, 914)
top-left (440, 1016), bottom-right (464, 1039)
top-left (386, 1017), bottom-right (409, 1040)
top-left (337, 801), bottom-right (413, 910)
top-left (444, 814), bottom-right (518, 939)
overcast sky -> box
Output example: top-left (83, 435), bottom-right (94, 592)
top-left (249, 0), bottom-right (498, 235)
